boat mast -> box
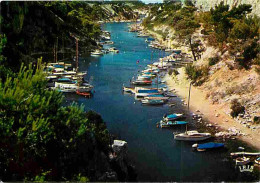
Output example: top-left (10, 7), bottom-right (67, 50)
top-left (186, 82), bottom-right (193, 134)
top-left (70, 33), bottom-right (80, 90)
top-left (76, 38), bottom-right (79, 73)
top-left (187, 82), bottom-right (192, 111)
top-left (56, 37), bottom-right (58, 63)
top-left (70, 33), bottom-right (79, 73)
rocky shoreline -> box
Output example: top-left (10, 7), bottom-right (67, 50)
top-left (129, 21), bottom-right (260, 150)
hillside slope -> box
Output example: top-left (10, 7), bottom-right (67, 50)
top-left (193, 0), bottom-right (260, 16)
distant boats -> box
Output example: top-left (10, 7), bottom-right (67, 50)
top-left (174, 130), bottom-right (211, 141)
top-left (192, 142), bottom-right (224, 151)
top-left (54, 82), bottom-right (93, 93)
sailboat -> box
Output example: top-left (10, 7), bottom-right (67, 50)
top-left (70, 34), bottom-right (93, 97)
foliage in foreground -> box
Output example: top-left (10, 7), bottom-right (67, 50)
top-left (0, 61), bottom-right (110, 181)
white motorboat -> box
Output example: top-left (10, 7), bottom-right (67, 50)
top-left (91, 50), bottom-right (103, 56)
top-left (174, 130), bottom-right (211, 141)
top-left (109, 47), bottom-right (119, 53)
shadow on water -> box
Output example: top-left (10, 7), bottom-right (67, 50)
top-left (64, 22), bottom-right (259, 182)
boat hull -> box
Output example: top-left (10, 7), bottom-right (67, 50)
top-left (174, 132), bottom-right (211, 141)
top-left (174, 135), bottom-right (211, 141)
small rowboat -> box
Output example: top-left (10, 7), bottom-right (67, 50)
top-left (76, 91), bottom-right (91, 98)
top-left (192, 142), bottom-right (224, 152)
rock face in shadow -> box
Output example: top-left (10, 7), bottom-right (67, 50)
top-left (97, 140), bottom-right (137, 181)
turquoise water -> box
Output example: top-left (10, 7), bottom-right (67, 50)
top-left (66, 22), bottom-right (259, 182)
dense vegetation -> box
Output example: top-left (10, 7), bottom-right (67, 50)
top-left (0, 60), bottom-right (112, 181)
top-left (0, 1), bottom-right (137, 74)
top-left (0, 1), bottom-right (139, 181)
top-left (200, 2), bottom-right (260, 69)
top-left (142, 0), bottom-right (260, 81)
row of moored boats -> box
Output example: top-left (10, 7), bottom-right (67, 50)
top-left (45, 62), bottom-right (93, 97)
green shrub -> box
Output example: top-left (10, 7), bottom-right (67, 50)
top-left (208, 56), bottom-right (219, 66)
top-left (185, 64), bottom-right (201, 81)
top-left (230, 99), bottom-right (245, 118)
top-left (253, 116), bottom-right (260, 124)
top-left (185, 65), bottom-right (209, 84)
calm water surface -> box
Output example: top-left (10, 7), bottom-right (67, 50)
top-left (66, 22), bottom-right (259, 182)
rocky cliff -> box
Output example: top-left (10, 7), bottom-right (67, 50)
top-left (192, 0), bottom-right (260, 16)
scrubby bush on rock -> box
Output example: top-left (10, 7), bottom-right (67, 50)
top-left (230, 99), bottom-right (245, 118)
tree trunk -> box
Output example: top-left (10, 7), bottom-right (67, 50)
top-left (189, 37), bottom-right (197, 61)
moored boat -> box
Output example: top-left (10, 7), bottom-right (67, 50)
top-left (192, 142), bottom-right (224, 152)
top-left (255, 157), bottom-right (260, 165)
top-left (174, 130), bottom-right (211, 141)
top-left (141, 99), bottom-right (165, 105)
top-left (131, 80), bottom-right (152, 85)
top-left (123, 86), bottom-right (135, 93)
top-left (135, 89), bottom-right (160, 97)
top-left (164, 113), bottom-right (184, 121)
top-left (137, 75), bottom-right (152, 80)
top-left (160, 120), bottom-right (188, 128)
top-left (91, 49), bottom-right (103, 56)
top-left (76, 90), bottom-right (92, 98)
top-left (54, 82), bottom-right (93, 93)
top-left (109, 47), bottom-right (119, 53)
